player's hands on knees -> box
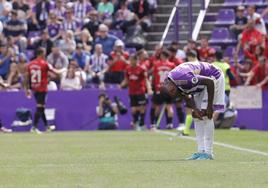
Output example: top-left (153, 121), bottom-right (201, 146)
top-left (192, 109), bottom-right (203, 120)
top-left (206, 106), bottom-right (214, 119)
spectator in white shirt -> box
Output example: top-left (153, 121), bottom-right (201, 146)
top-left (247, 5), bottom-right (267, 35)
top-left (86, 44), bottom-right (108, 89)
top-left (61, 67), bottom-right (82, 90)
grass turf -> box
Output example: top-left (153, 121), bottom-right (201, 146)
top-left (0, 130), bottom-right (268, 188)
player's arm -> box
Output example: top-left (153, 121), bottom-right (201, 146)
top-left (257, 76), bottom-right (268, 88)
top-left (48, 64), bottom-right (66, 75)
top-left (119, 78), bottom-right (128, 88)
top-left (244, 71), bottom-right (255, 86)
top-left (183, 94), bottom-right (203, 120)
top-left (198, 76), bottom-right (215, 119)
top-left (145, 72), bottom-right (153, 95)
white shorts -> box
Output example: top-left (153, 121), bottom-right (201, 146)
top-left (194, 73), bottom-right (225, 112)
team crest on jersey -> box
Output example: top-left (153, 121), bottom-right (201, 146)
top-left (191, 77), bottom-right (198, 84)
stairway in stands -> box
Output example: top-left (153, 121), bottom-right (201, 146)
top-left (147, 0), bottom-right (224, 52)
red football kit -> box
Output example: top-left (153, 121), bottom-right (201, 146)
top-left (152, 60), bottom-right (176, 92)
top-left (27, 57), bottom-right (51, 92)
top-left (125, 65), bottom-right (147, 95)
top-left (109, 51), bottom-right (129, 72)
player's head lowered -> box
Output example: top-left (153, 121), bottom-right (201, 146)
top-left (186, 50), bottom-right (198, 62)
top-left (161, 78), bottom-right (183, 99)
top-left (129, 54), bottom-right (138, 66)
top-left (36, 47), bottom-right (46, 59)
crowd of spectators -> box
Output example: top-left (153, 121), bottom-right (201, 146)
top-left (0, 0), bottom-right (157, 91)
top-left (0, 1), bottom-right (267, 93)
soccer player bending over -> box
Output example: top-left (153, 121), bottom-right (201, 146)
top-left (163, 50), bottom-right (225, 160)
top-left (24, 47), bottom-right (66, 134)
top-left (120, 55), bottom-right (152, 131)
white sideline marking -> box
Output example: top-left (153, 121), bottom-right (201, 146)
top-left (156, 130), bottom-right (268, 157)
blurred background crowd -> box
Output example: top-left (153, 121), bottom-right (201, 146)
top-left (0, 1), bottom-right (267, 93)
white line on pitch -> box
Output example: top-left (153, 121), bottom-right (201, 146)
top-left (156, 130), bottom-right (268, 157)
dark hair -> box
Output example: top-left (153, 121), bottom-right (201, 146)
top-left (168, 47), bottom-right (177, 53)
top-left (171, 41), bottom-right (179, 46)
top-left (161, 50), bottom-right (170, 58)
top-left (36, 47), bottom-right (46, 57)
top-left (98, 93), bottom-right (108, 100)
top-left (215, 50), bottom-right (223, 61)
top-left (186, 50), bottom-right (197, 58)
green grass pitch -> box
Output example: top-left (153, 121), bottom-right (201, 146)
top-left (0, 130), bottom-right (268, 188)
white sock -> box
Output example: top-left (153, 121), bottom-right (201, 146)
top-left (194, 118), bottom-right (206, 153)
top-left (204, 119), bottom-right (214, 155)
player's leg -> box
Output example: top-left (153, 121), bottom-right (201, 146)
top-left (175, 99), bottom-right (185, 127)
top-left (32, 92), bottom-right (47, 134)
top-left (165, 104), bottom-right (174, 129)
top-left (151, 93), bottom-right (161, 129)
top-left (137, 94), bottom-right (147, 130)
top-left (130, 95), bottom-right (140, 130)
top-left (183, 108), bottom-right (193, 135)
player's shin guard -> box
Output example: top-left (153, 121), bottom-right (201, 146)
top-left (176, 107), bottom-right (185, 124)
top-left (194, 118), bottom-right (206, 153)
top-left (140, 113), bottom-right (145, 127)
top-left (204, 119), bottom-right (214, 155)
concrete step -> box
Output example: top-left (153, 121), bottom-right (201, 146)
top-left (156, 4), bottom-right (201, 14)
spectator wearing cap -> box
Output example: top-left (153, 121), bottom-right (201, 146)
top-left (32, 0), bottom-right (53, 29)
top-left (47, 12), bottom-right (61, 41)
top-left (0, 43), bottom-right (12, 79)
top-left (3, 10), bottom-right (27, 52)
top-left (72, 43), bottom-right (90, 70)
top-left (61, 8), bottom-right (81, 35)
top-left (86, 44), bottom-right (108, 89)
top-left (247, 5), bottom-right (267, 35)
top-left (197, 37), bottom-right (214, 62)
top-left (94, 24), bottom-right (118, 55)
top-left (58, 30), bottom-right (76, 57)
top-left (105, 39), bottom-right (129, 84)
top-left (168, 47), bottom-right (183, 66)
top-left (73, 0), bottom-right (93, 19)
top-left (132, 0), bottom-right (151, 32)
top-left (230, 6), bottom-right (248, 39)
top-left (32, 30), bottom-right (54, 56)
top-left (75, 29), bottom-right (93, 53)
top-left (82, 10), bottom-right (101, 38)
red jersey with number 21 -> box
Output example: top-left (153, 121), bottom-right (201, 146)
top-left (27, 58), bottom-right (50, 92)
